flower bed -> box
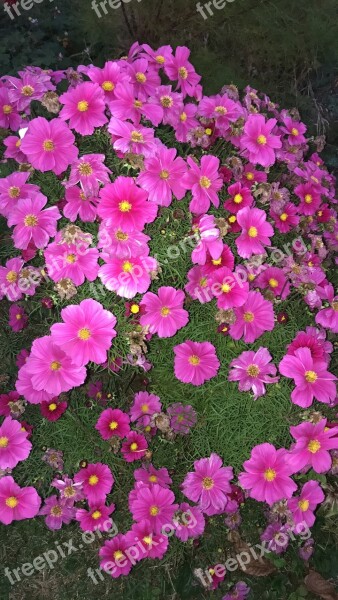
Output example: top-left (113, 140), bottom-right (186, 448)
top-left (0, 43), bottom-right (337, 598)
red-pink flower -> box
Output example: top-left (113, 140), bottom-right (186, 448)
top-left (99, 534), bottom-right (133, 578)
top-left (130, 483), bottom-right (178, 533)
top-left (224, 182), bottom-right (254, 214)
top-left (270, 202), bottom-right (299, 233)
top-left (208, 267), bottom-right (249, 310)
top-left (121, 432), bottom-right (148, 463)
top-left (0, 476), bottom-right (41, 525)
top-left (74, 463), bottom-right (114, 504)
top-left (20, 117), bottom-right (78, 175)
top-left (279, 347), bottom-right (337, 408)
top-left (239, 443), bottom-right (297, 505)
top-left (95, 408), bottom-right (130, 440)
top-left (99, 255), bottom-right (157, 298)
top-left (315, 284), bottom-right (338, 333)
top-left (8, 193), bottom-right (61, 250)
top-left (129, 391), bottom-right (162, 422)
top-left (287, 481), bottom-right (324, 527)
top-left (164, 46), bottom-right (201, 97)
top-left (59, 82), bottom-right (108, 135)
top-left (236, 207), bottom-right (274, 258)
top-left (50, 299), bottom-right (117, 367)
top-left (40, 397), bottom-right (68, 422)
top-left (174, 340), bottom-right (220, 386)
top-left (8, 304), bottom-right (28, 332)
top-left (76, 503), bottom-right (115, 532)
top-left (0, 416), bottom-right (32, 469)
top-left (182, 453), bottom-right (233, 516)
top-left (98, 176), bottom-right (157, 231)
top-left (0, 391), bottom-right (20, 417)
top-left (240, 114), bottom-right (282, 167)
top-left (125, 520), bottom-right (169, 560)
top-left (228, 347), bottom-right (279, 400)
top-left (288, 420), bottom-right (338, 473)
top-left (182, 155), bottom-right (223, 214)
top-left (108, 117), bottom-right (156, 157)
top-left (255, 266), bottom-right (290, 299)
top-left (140, 286), bottom-right (189, 337)
top-left (137, 146), bottom-right (187, 206)
top-left (295, 183), bottom-right (321, 216)
top-left (229, 291), bottom-right (275, 343)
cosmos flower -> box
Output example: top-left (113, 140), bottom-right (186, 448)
top-left (40, 397), bottom-right (68, 422)
top-left (39, 495), bottom-right (74, 530)
top-left (134, 464), bottom-right (172, 488)
top-left (76, 503), bottom-right (115, 532)
top-left (74, 463), bottom-right (114, 504)
top-left (0, 476), bottom-right (41, 525)
top-left (95, 408), bottom-right (131, 440)
top-left (0, 416), bottom-right (32, 469)
top-left (63, 186), bottom-right (99, 223)
top-left (236, 206), bottom-right (274, 258)
top-left (137, 146), bottom-right (187, 206)
top-left (288, 420), bottom-right (338, 474)
top-left (229, 291), bottom-right (275, 343)
top-left (182, 454), bottom-right (233, 516)
top-left (287, 480), bottom-right (324, 527)
top-left (167, 403), bottom-right (197, 435)
top-left (130, 483), bottom-right (178, 533)
top-left (99, 254), bottom-right (157, 298)
top-left (228, 347), bottom-right (279, 400)
top-left (140, 286), bottom-right (189, 338)
top-left (315, 284), bottom-right (338, 333)
top-left (182, 155), bottom-right (223, 214)
top-left (8, 304), bottom-right (28, 332)
top-left (208, 267), bottom-right (249, 310)
top-left (174, 341), bottom-right (220, 386)
top-left (129, 391), bottom-right (162, 422)
top-left (174, 502), bottom-right (205, 541)
top-left (59, 82), bottom-right (108, 135)
top-left (240, 114), bottom-right (282, 167)
top-left (0, 172), bottom-right (40, 219)
top-left (67, 154), bottom-right (111, 195)
top-left (98, 176), bottom-right (157, 231)
top-left (121, 432), bottom-right (148, 463)
top-left (108, 117), bottom-right (156, 157)
top-left (99, 534), bottom-right (133, 578)
top-left (125, 520), bottom-right (169, 560)
top-left (8, 193), bottom-right (61, 250)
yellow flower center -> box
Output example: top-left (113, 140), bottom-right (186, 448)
top-left (212, 258), bottom-right (222, 265)
top-left (134, 99), bottom-right (143, 108)
top-left (16, 139), bottom-right (21, 147)
top-left (307, 439), bottom-right (321, 454)
top-left (115, 230), bottom-right (129, 242)
top-left (305, 370), bottom-right (317, 383)
top-left (280, 213), bottom-right (288, 222)
top-left (160, 95), bottom-right (173, 108)
top-left (78, 162), bottom-right (93, 176)
top-left (78, 327), bottom-right (91, 341)
top-left (264, 468), bottom-right (276, 482)
top-left (178, 66), bottom-right (188, 79)
top-left (229, 215), bottom-right (237, 223)
top-left (114, 550), bottom-right (124, 561)
top-left (304, 194), bottom-right (312, 204)
top-left (21, 85), bottom-right (34, 96)
top-left (298, 499), bottom-right (309, 512)
top-left (66, 253), bottom-right (77, 263)
top-left (88, 475), bottom-right (99, 485)
top-left (43, 139), bottom-right (54, 152)
top-left (205, 128), bottom-right (212, 135)
top-left (246, 364), bottom-right (260, 377)
top-left (160, 306), bottom-right (170, 317)
top-left (50, 361), bottom-right (61, 371)
top-left (77, 100), bottom-right (89, 112)
top-left (180, 112), bottom-right (187, 122)
top-left (49, 403), bottom-right (57, 411)
top-left (109, 421), bottom-right (118, 430)
top-left (16, 314), bottom-right (22, 320)
top-left (149, 475), bottom-right (157, 483)
top-left (3, 104), bottom-right (12, 114)
top-left (91, 510), bottom-right (102, 520)
top-left (199, 277), bottom-right (207, 288)
top-left (234, 194), bottom-right (243, 204)
top-left (131, 130), bottom-right (144, 143)
top-left (141, 404), bottom-right (149, 413)
top-left (202, 476), bottom-right (214, 490)
top-left (291, 127), bottom-right (299, 136)
top-left (244, 311), bottom-right (254, 323)
top-left (119, 200), bottom-right (132, 213)
top-left (199, 176), bottom-right (211, 189)
top-left (122, 261), bottom-right (133, 273)
top-left (160, 169), bottom-right (169, 180)
top-left (102, 81), bottom-right (114, 91)
top-left (6, 496), bottom-right (18, 508)
top-left (130, 442), bottom-right (138, 451)
top-left (130, 303), bottom-right (139, 314)
top-left (51, 506), bottom-right (63, 517)
top-left (0, 436), bottom-right (9, 448)
top-left (143, 535), bottom-right (153, 545)
top-left (246, 172), bottom-right (254, 180)
top-left (248, 226), bottom-right (258, 238)
top-left (257, 134), bottom-right (267, 145)
top-left (9, 186), bottom-right (20, 198)
top-left (136, 72), bottom-right (147, 83)
top-left (189, 355), bottom-right (200, 366)
top-left (221, 283), bottom-right (231, 293)
top-left (269, 278), bottom-right (279, 289)
top-left (332, 301), bottom-right (338, 311)
top-left (6, 270), bottom-right (18, 283)
top-left (215, 105), bottom-right (227, 115)
top-left (149, 505), bottom-right (159, 516)
top-left (64, 486), bottom-right (75, 498)
top-left (24, 214), bottom-right (38, 227)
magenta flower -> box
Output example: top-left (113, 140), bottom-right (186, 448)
top-left (0, 476), bottom-right (41, 525)
top-left (140, 286), bottom-right (189, 338)
top-left (288, 420), bottom-right (338, 473)
top-left (44, 238), bottom-right (99, 285)
top-left (137, 146), bottom-right (187, 206)
top-left (174, 340), bottom-right (220, 386)
top-left (182, 155), bottom-right (223, 214)
top-left (182, 454), bottom-right (233, 516)
top-left (260, 522), bottom-right (289, 554)
top-left (98, 176), bottom-right (157, 231)
top-left (185, 266), bottom-right (212, 303)
top-left (295, 182), bottom-right (321, 216)
top-left (3, 135), bottom-right (27, 163)
top-left (8, 304), bottom-right (28, 332)
top-left (315, 284), bottom-right (338, 333)
top-left (99, 255), bottom-right (157, 298)
top-left (229, 291), bottom-right (275, 343)
top-left (59, 82), bottom-right (107, 135)
top-left (129, 391), bottom-right (162, 422)
top-left (240, 114), bottom-right (282, 167)
top-left (0, 416), bottom-right (32, 469)
top-left (255, 266), bottom-right (290, 299)
top-left (224, 181), bottom-right (254, 214)
top-left (121, 432), bottom-right (148, 463)
top-left (208, 267), bottom-right (249, 310)
top-left (40, 397), bottom-right (68, 422)
top-left (191, 214), bottom-right (223, 266)
top-left (99, 534), bottom-right (133, 578)
top-left (108, 81), bottom-right (162, 126)
top-left (279, 347), bottom-right (337, 408)
top-left (0, 172), bottom-right (39, 218)
top-left (52, 476), bottom-right (84, 506)
top-left (63, 186), bottom-right (99, 223)
top-left (167, 403), bottom-right (197, 435)
top-left (67, 153), bottom-right (111, 195)
top-left (98, 224), bottom-right (150, 259)
top-left (39, 495), bottom-right (74, 530)
top-left (74, 463), bottom-right (114, 504)
top-left (239, 443), bottom-right (297, 505)
top-left (287, 480), bottom-right (324, 527)
top-left (26, 336), bottom-right (86, 396)
top-left (87, 60), bottom-right (126, 101)
top-left (0, 391), bottom-right (21, 417)
top-left (76, 503), bottom-right (115, 532)
top-left (199, 94), bottom-right (242, 132)
top-left (126, 58), bottom-right (161, 100)
top-left (20, 117), bottom-right (78, 175)
top-left (16, 363), bottom-right (55, 405)
top-left (174, 502), bottom-right (205, 541)
top-left (108, 117), bottom-right (156, 157)
top-left (236, 206), bottom-right (274, 258)
top-left (130, 483), bottom-right (178, 533)
top-left (50, 299), bottom-right (117, 367)
top-left (271, 202), bottom-right (300, 233)
top-left (228, 347), bottom-right (279, 400)
top-left (222, 582), bottom-right (250, 600)
top-left (125, 520), bottom-right (169, 560)
top-left (95, 408), bottom-right (130, 440)
top-left (0, 257), bottom-right (24, 301)
top-left (0, 88), bottom-right (21, 130)
top-left (8, 193), bottom-right (61, 250)
top-left (164, 46), bottom-right (201, 97)
top-left (281, 116), bottom-right (307, 146)
top-left (134, 464), bottom-right (172, 488)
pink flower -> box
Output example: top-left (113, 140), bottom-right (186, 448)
top-left (40, 397), bottom-right (68, 422)
top-left (174, 502), bottom-right (205, 541)
top-left (108, 117), bottom-right (156, 157)
top-left (224, 182), bottom-right (254, 214)
top-left (59, 82), bottom-right (108, 135)
top-left (287, 327), bottom-right (333, 363)
top-left (270, 202), bottom-right (300, 233)
top-left (255, 266), bottom-right (290, 299)
top-left (26, 335), bottom-right (87, 395)
top-left (5, 71), bottom-right (47, 110)
top-left (63, 186), bottom-right (98, 222)
top-left (16, 363), bottom-right (55, 404)
top-left (99, 255), bottom-right (157, 298)
top-left (0, 416), bottom-right (32, 469)
top-left (95, 408), bottom-right (130, 440)
top-left (76, 503), bottom-right (115, 532)
top-left (174, 341), bottom-right (220, 386)
top-left (288, 420), bottom-right (338, 473)
top-left (87, 60), bottom-right (126, 101)
top-left (130, 391), bottom-right (162, 422)
top-left (134, 464), bottom-right (172, 488)
top-left (287, 481), bottom-right (324, 527)
top-left (137, 146), bottom-right (187, 206)
top-left (279, 347), bottom-right (337, 408)
top-left (281, 117), bottom-right (307, 146)
top-left (39, 495), bottom-right (74, 530)
top-left (0, 257), bottom-right (24, 301)
top-left (191, 214), bottom-right (223, 266)
top-left (130, 483), bottom-right (178, 533)
top-left (295, 183), bottom-right (321, 216)
top-left (0, 87), bottom-right (21, 130)
top-left (140, 286), bottom-right (189, 338)
top-left (108, 81), bottom-right (163, 126)
top-left (208, 267), bottom-right (249, 310)
top-left (52, 476), bottom-right (84, 506)
top-left (0, 172), bottom-right (39, 218)
top-left (0, 392), bottom-right (20, 417)
top-left (315, 284), bottom-right (338, 333)
top-left (182, 155), bottom-right (223, 214)
top-left (185, 266), bottom-right (212, 303)
top-left (229, 291), bottom-right (275, 343)
top-left (125, 520), bottom-right (169, 560)
top-left (74, 463), bottom-right (114, 504)
top-left (0, 476), bottom-right (41, 525)
top-left (236, 207), bottom-right (274, 258)
top-left (98, 224), bottom-right (150, 259)
top-left (44, 238), bottom-right (99, 285)
top-left (238, 443), bottom-right (297, 505)
top-left (240, 114), bottom-right (282, 167)
top-left (99, 534), bottom-right (133, 578)
top-left (67, 154), bottom-right (111, 195)
top-left (3, 135), bottom-right (27, 163)
top-left (228, 347), bottom-right (279, 400)
top-left (98, 176), bottom-right (157, 231)
top-left (50, 299), bottom-right (117, 367)
top-left (199, 94), bottom-right (242, 132)
top-left (174, 103), bottom-right (199, 143)
top-left (8, 304), bottom-right (28, 332)
top-left (8, 193), bottom-right (61, 250)
top-left (20, 117), bottom-right (78, 175)
top-left (164, 46), bottom-right (201, 97)
top-left (121, 432), bottom-right (148, 463)
top-left (182, 453), bottom-right (233, 516)
top-left (126, 58), bottom-right (161, 100)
